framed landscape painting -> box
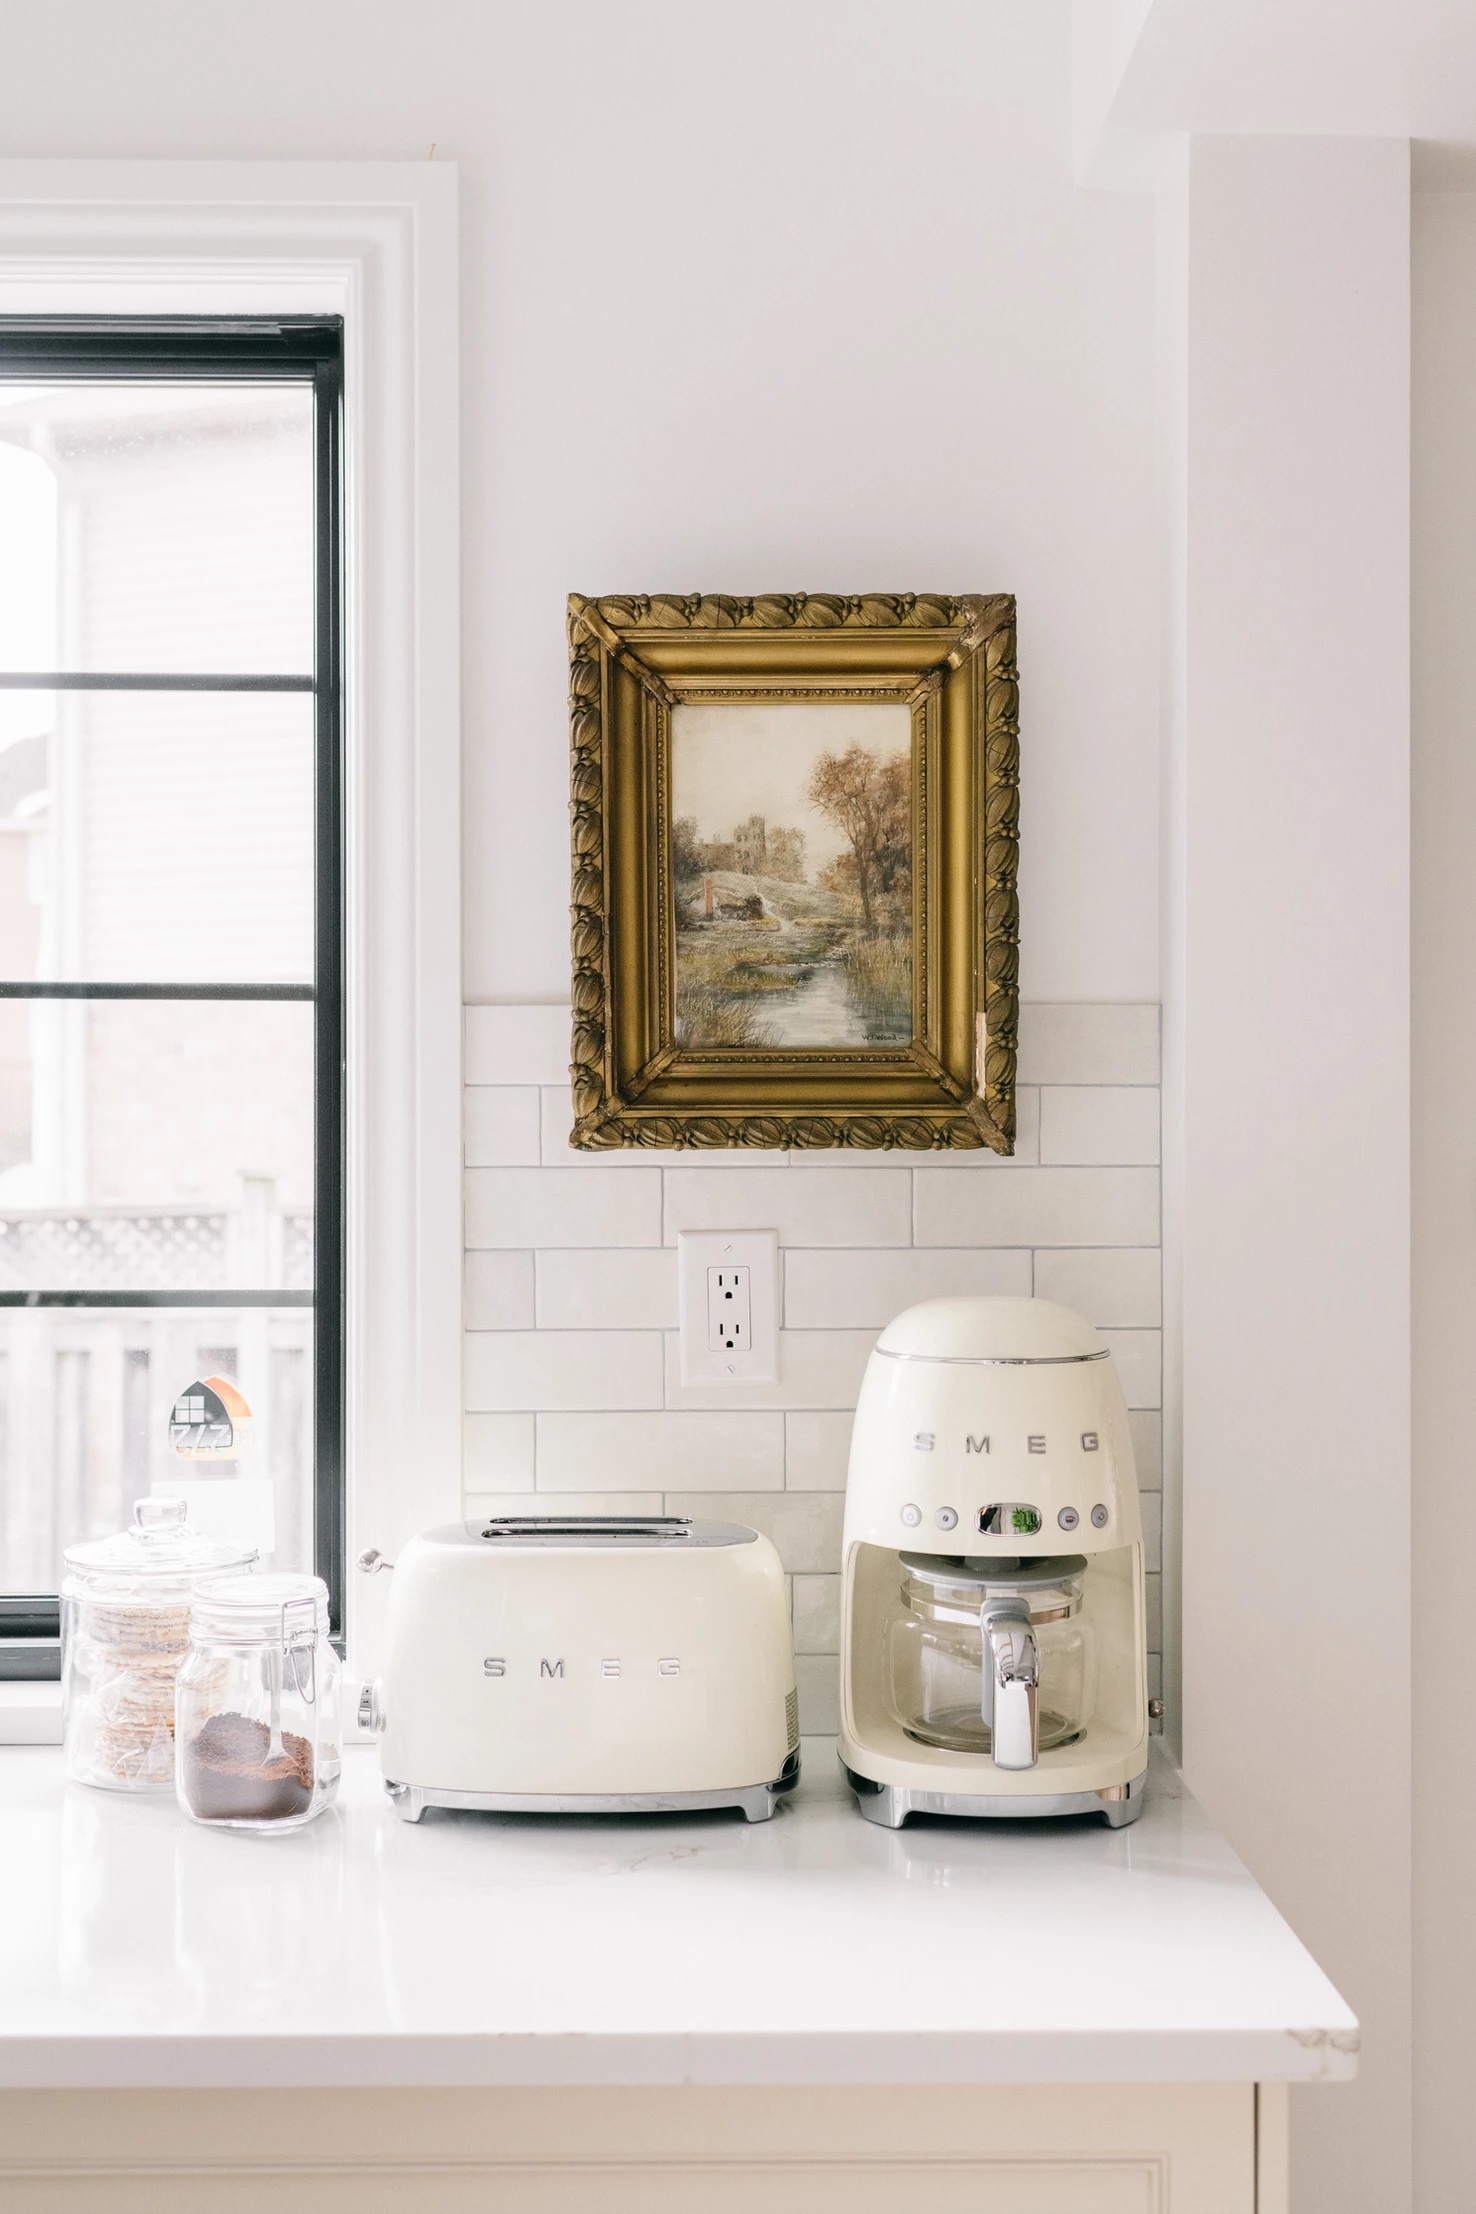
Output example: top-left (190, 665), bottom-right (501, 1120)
top-left (566, 592), bottom-right (1018, 1152)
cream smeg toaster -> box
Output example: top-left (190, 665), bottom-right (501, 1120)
top-left (362, 1515), bottom-right (800, 1822)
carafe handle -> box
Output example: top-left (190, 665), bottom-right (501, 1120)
top-left (980, 1599), bottom-right (1040, 1771)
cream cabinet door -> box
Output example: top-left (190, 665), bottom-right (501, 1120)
top-left (0, 2082), bottom-right (1271, 2214)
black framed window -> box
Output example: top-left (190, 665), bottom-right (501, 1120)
top-left (0, 319), bottom-right (345, 1677)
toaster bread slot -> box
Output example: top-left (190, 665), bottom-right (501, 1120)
top-left (479, 1516), bottom-right (695, 1546)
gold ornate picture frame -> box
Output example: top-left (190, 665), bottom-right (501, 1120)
top-left (567, 592), bottom-right (1018, 1152)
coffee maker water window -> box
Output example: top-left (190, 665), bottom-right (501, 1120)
top-left (978, 1504), bottom-right (1042, 1537)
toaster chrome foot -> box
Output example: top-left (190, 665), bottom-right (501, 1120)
top-left (386, 1781), bottom-right (428, 1823)
top-left (382, 1751), bottom-right (800, 1826)
top-left (843, 1765), bottom-right (1148, 1829)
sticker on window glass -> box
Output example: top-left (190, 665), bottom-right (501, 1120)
top-left (168, 1374), bottom-right (254, 1463)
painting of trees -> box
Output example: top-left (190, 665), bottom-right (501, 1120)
top-left (807, 746), bottom-right (911, 930)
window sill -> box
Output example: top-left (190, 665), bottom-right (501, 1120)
top-left (0, 1681), bottom-right (62, 1746)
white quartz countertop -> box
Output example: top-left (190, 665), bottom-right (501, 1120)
top-left (0, 1742), bottom-right (1357, 2090)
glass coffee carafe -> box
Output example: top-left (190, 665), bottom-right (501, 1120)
top-left (888, 1553), bottom-right (1096, 1770)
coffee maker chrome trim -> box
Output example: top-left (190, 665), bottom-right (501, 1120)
top-left (841, 1769), bottom-right (1147, 1829)
top-left (839, 1295), bottom-right (1150, 1829)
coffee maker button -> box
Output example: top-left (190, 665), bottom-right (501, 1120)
top-left (1057, 1506), bottom-right (1080, 1531)
top-left (1090, 1504), bottom-right (1110, 1529)
top-left (901, 1503), bottom-right (923, 1528)
top-left (934, 1506), bottom-right (958, 1531)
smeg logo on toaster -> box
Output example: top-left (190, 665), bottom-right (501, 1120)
top-left (483, 1656), bottom-right (683, 1679)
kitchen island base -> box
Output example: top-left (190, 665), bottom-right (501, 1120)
top-left (0, 2082), bottom-right (1288, 2213)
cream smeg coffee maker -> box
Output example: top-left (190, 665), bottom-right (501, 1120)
top-left (839, 1296), bottom-right (1149, 1828)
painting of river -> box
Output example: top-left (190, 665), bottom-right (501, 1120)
top-left (671, 701), bottom-right (913, 1051)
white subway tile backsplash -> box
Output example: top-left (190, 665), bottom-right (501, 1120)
top-left (1032, 1247), bottom-right (1162, 1327)
top-left (464, 1250), bottom-right (535, 1331)
top-left (1099, 1329), bottom-right (1162, 1409)
top-left (794, 1654), bottom-right (840, 1736)
top-left (1145, 1572), bottom-right (1162, 1651)
top-left (663, 1167), bottom-right (910, 1247)
top-left (784, 1246), bottom-right (1031, 1329)
top-left (464, 1086), bottom-right (542, 1166)
top-left (466, 1167), bottom-right (662, 1249)
top-left (536, 1249), bottom-right (678, 1329)
top-left (1141, 1488), bottom-right (1162, 1573)
top-left (793, 1574), bottom-right (841, 1655)
top-left (540, 1085), bottom-right (776, 1169)
top-left (536, 1410), bottom-right (784, 1492)
top-left (464, 1412), bottom-right (536, 1491)
top-left (465, 1004), bottom-right (571, 1087)
top-left (663, 1329), bottom-right (876, 1411)
top-left (467, 1489), bottom-right (665, 1519)
top-left (1017, 1004), bottom-right (1159, 1086)
top-left (456, 1001), bottom-right (1166, 1690)
top-left (663, 1490), bottom-right (844, 1574)
top-left (785, 1411), bottom-right (855, 1490)
top-left (472, 1005), bottom-right (1157, 1097)
top-left (466, 1330), bottom-right (664, 1412)
top-left (914, 1167), bottom-right (1159, 1249)
top-left (1039, 1087), bottom-right (1160, 1166)
top-left (1129, 1410), bottom-right (1162, 1490)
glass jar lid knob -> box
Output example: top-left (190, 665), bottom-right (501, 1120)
top-left (134, 1497), bottom-right (188, 1535)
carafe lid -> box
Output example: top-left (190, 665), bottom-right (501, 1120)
top-left (900, 1550), bottom-right (1088, 1591)
top-left (189, 1570), bottom-right (329, 1643)
top-left (63, 1497), bottom-right (257, 1594)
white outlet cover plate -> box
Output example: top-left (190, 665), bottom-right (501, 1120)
top-left (677, 1229), bottom-right (780, 1386)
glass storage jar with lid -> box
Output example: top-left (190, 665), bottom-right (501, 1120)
top-left (887, 1553), bottom-right (1097, 1761)
top-left (61, 1498), bottom-right (258, 1792)
top-left (176, 1572), bottom-right (341, 1831)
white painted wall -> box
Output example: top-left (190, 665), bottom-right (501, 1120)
top-left (1411, 186), bottom-right (1476, 2214)
top-left (0, 0), bottom-right (1160, 1011)
top-left (1167, 136), bottom-right (1411, 2214)
top-left (1080, 0), bottom-right (1476, 148)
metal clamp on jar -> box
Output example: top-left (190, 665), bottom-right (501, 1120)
top-left (887, 1554), bottom-right (1095, 1771)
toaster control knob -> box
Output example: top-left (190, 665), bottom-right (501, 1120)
top-left (1057, 1506), bottom-right (1080, 1532)
top-left (1090, 1504), bottom-right (1110, 1530)
top-left (934, 1506), bottom-right (958, 1531)
top-left (357, 1680), bottom-right (386, 1736)
top-left (900, 1503), bottom-right (922, 1528)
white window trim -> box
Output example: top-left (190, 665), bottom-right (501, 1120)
top-left (0, 160), bottom-right (463, 1738)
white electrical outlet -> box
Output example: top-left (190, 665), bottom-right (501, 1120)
top-left (678, 1230), bottom-right (779, 1385)
top-left (708, 1265), bottom-right (750, 1352)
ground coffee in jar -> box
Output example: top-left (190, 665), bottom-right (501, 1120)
top-left (182, 1711), bottom-right (315, 1823)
